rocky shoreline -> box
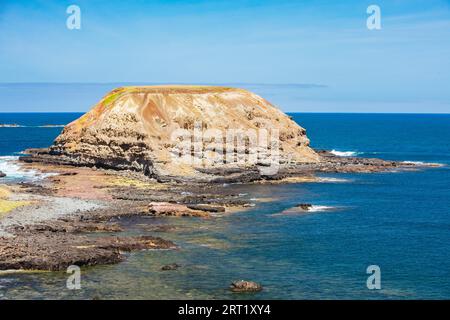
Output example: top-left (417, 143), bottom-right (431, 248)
top-left (0, 160), bottom-right (261, 271)
top-left (0, 151), bottom-right (439, 272)
top-left (19, 148), bottom-right (433, 184)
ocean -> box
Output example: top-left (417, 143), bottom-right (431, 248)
top-left (0, 112), bottom-right (449, 299)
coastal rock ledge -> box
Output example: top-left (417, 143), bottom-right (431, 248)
top-left (22, 86), bottom-right (319, 182)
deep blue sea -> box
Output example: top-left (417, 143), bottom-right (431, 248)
top-left (1, 112), bottom-right (449, 299)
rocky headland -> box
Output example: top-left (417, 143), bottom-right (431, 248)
top-left (0, 85), bottom-right (439, 273)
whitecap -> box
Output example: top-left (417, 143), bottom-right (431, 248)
top-left (0, 156), bottom-right (57, 181)
top-left (402, 161), bottom-right (425, 165)
top-left (307, 205), bottom-right (335, 212)
top-left (273, 204), bottom-right (338, 216)
top-left (401, 161), bottom-right (444, 167)
top-left (330, 150), bottom-right (361, 157)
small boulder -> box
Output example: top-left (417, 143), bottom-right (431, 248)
top-left (230, 280), bottom-right (262, 293)
top-left (161, 263), bottom-right (181, 271)
top-left (0, 171), bottom-right (6, 178)
top-left (140, 224), bottom-right (177, 233)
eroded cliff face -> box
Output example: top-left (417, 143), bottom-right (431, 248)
top-left (49, 86), bottom-right (319, 181)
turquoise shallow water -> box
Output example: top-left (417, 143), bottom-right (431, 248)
top-left (0, 112), bottom-right (449, 299)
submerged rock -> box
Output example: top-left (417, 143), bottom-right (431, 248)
top-left (230, 280), bottom-right (263, 293)
top-left (139, 224), bottom-right (178, 233)
top-left (161, 263), bottom-right (181, 271)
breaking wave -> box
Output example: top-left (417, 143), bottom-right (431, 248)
top-left (307, 205), bottom-right (335, 212)
top-left (0, 156), bottom-right (57, 181)
top-left (402, 161), bottom-right (426, 165)
top-left (273, 204), bottom-right (338, 216)
top-left (401, 160), bottom-right (445, 167)
top-left (330, 150), bottom-right (361, 157)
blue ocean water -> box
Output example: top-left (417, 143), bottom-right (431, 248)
top-left (0, 112), bottom-right (449, 299)
top-left (0, 113), bottom-right (82, 156)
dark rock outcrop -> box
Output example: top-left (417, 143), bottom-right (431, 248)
top-left (230, 280), bottom-right (263, 293)
top-left (296, 203), bottom-right (313, 211)
top-left (161, 263), bottom-right (181, 271)
top-left (0, 234), bottom-right (176, 271)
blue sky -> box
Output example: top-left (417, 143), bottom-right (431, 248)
top-left (0, 0), bottom-right (449, 112)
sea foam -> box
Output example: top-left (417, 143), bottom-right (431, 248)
top-left (330, 150), bottom-right (361, 157)
top-left (401, 160), bottom-right (445, 167)
top-left (0, 156), bottom-right (57, 181)
top-left (307, 205), bottom-right (335, 212)
top-left (273, 204), bottom-right (338, 216)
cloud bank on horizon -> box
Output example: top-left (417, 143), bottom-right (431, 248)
top-left (0, 0), bottom-right (449, 113)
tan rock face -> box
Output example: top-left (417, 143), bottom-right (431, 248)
top-left (51, 86), bottom-right (319, 180)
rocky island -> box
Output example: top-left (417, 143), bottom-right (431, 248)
top-left (21, 86), bottom-right (319, 182)
top-left (0, 86), bottom-right (437, 272)
top-left (21, 86), bottom-right (416, 183)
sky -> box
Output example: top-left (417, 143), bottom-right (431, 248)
top-left (0, 0), bottom-right (449, 113)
